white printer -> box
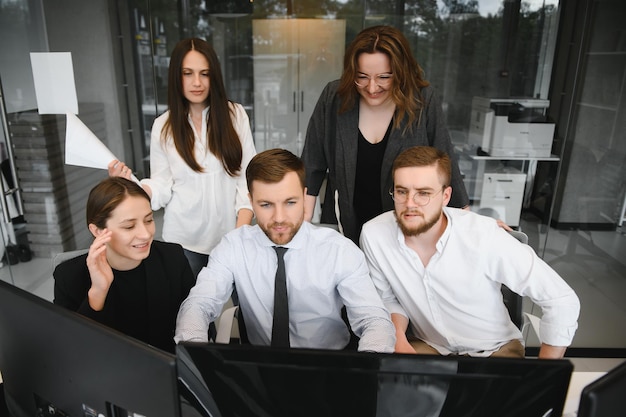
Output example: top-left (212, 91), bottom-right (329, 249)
top-left (468, 97), bottom-right (555, 157)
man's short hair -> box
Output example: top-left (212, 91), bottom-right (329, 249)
top-left (392, 146), bottom-right (452, 187)
top-left (246, 148), bottom-right (306, 193)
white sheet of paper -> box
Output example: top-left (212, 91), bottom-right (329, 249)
top-left (30, 52), bottom-right (79, 115)
top-left (65, 113), bottom-right (140, 184)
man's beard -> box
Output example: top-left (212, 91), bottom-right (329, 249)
top-left (260, 220), bottom-right (302, 245)
top-left (394, 207), bottom-right (442, 236)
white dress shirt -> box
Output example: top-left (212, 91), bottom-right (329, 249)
top-left (175, 221), bottom-right (396, 352)
top-left (141, 103), bottom-right (256, 255)
top-left (360, 208), bottom-right (580, 357)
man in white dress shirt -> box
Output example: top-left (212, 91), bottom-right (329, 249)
top-left (175, 148), bottom-right (395, 352)
top-left (360, 146), bottom-right (580, 359)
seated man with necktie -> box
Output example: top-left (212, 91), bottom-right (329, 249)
top-left (174, 148), bottom-right (396, 352)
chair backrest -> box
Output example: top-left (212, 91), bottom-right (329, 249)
top-left (577, 361), bottom-right (626, 417)
top-left (215, 305), bottom-right (249, 345)
top-left (508, 230), bottom-right (529, 244)
top-left (502, 230), bottom-right (529, 329)
top-left (53, 249), bottom-right (89, 269)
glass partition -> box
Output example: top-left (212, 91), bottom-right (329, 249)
top-left (0, 0), bottom-right (624, 352)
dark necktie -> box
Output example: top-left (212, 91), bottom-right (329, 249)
top-left (272, 246), bottom-right (290, 347)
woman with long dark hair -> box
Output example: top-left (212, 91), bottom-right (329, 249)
top-left (110, 38), bottom-right (256, 276)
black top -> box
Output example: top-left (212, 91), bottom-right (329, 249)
top-left (354, 122), bottom-right (391, 236)
top-left (53, 240), bottom-right (195, 353)
top-left (111, 263), bottom-right (149, 344)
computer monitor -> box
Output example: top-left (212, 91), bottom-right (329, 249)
top-left (176, 342), bottom-right (573, 417)
top-left (577, 361), bottom-right (626, 417)
top-left (0, 280), bottom-right (181, 417)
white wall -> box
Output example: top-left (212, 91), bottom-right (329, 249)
top-left (43, 0), bottom-right (126, 160)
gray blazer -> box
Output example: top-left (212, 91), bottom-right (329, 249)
top-left (302, 80), bottom-right (469, 243)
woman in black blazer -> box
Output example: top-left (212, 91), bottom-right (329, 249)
top-left (54, 177), bottom-right (195, 353)
top-left (302, 25), bottom-right (470, 244)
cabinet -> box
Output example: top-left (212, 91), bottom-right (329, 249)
top-left (480, 171), bottom-right (526, 227)
top-left (252, 19), bottom-right (346, 155)
top-left (457, 145), bottom-right (560, 228)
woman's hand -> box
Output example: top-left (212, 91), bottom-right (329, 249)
top-left (496, 219), bottom-right (513, 232)
top-left (86, 229), bottom-right (114, 311)
top-left (107, 159), bottom-right (133, 180)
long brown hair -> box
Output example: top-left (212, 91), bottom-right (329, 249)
top-left (162, 38), bottom-right (242, 176)
top-left (338, 25), bottom-right (430, 133)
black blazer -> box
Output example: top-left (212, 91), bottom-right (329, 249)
top-left (302, 80), bottom-right (469, 243)
top-left (53, 240), bottom-right (195, 353)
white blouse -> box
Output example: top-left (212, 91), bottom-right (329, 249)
top-left (142, 103), bottom-right (256, 255)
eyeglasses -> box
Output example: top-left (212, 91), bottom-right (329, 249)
top-left (389, 187), bottom-right (445, 206)
top-left (354, 73), bottom-right (393, 88)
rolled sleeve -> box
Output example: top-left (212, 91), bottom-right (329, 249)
top-left (537, 292), bottom-right (580, 347)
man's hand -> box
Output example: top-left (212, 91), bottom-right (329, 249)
top-left (391, 313), bottom-right (417, 354)
top-left (395, 335), bottom-right (418, 354)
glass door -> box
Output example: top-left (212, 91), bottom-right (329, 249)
top-left (252, 18), bottom-right (346, 155)
top-left (0, 0), bottom-right (44, 285)
top-left (0, 77), bottom-right (27, 285)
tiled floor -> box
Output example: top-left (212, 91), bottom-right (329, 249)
top-left (0, 256), bottom-right (54, 302)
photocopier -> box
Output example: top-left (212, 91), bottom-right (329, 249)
top-left (468, 96), bottom-right (556, 157)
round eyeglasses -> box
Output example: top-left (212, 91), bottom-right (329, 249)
top-left (354, 73), bottom-right (393, 88)
top-left (389, 187), bottom-right (444, 206)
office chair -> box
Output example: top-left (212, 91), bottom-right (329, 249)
top-left (577, 361), bottom-right (626, 417)
top-left (215, 304), bottom-right (249, 344)
top-left (53, 249), bottom-right (89, 270)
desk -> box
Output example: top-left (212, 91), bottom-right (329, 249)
top-left (562, 371), bottom-right (606, 416)
top-left (456, 145), bottom-right (560, 227)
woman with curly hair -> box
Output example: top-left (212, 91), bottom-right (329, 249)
top-left (302, 25), bottom-right (469, 244)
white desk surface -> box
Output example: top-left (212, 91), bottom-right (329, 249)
top-left (562, 371), bottom-right (606, 416)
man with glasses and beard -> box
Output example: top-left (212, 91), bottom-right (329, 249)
top-left (360, 146), bottom-right (580, 359)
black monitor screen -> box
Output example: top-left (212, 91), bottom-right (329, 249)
top-left (177, 342), bottom-right (573, 417)
top-left (577, 361), bottom-right (626, 417)
top-left (0, 280), bottom-right (181, 417)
